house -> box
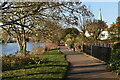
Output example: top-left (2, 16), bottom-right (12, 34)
top-left (98, 30), bottom-right (109, 40)
top-left (85, 30), bottom-right (93, 37)
top-left (85, 29), bottom-right (110, 40)
top-left (84, 8), bottom-right (110, 40)
top-left (85, 30), bottom-right (91, 37)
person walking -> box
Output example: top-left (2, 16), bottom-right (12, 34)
top-left (70, 43), bottom-right (75, 51)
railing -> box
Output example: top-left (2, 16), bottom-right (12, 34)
top-left (83, 43), bottom-right (111, 62)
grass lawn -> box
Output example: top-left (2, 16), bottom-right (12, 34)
top-left (2, 49), bottom-right (69, 79)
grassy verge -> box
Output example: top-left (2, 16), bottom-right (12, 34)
top-left (2, 48), bottom-right (69, 79)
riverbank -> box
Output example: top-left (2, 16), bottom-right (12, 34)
top-left (2, 48), bottom-right (69, 79)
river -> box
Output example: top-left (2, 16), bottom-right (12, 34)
top-left (0, 42), bottom-right (44, 55)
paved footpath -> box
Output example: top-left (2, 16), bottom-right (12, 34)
top-left (60, 45), bottom-right (120, 80)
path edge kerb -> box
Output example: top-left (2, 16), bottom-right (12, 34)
top-left (82, 52), bottom-right (107, 64)
top-left (59, 50), bottom-right (71, 79)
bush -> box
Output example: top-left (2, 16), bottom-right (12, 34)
top-left (30, 46), bottom-right (45, 54)
top-left (66, 40), bottom-right (74, 47)
top-left (112, 43), bottom-right (120, 54)
top-left (109, 53), bottom-right (120, 74)
top-left (2, 55), bottom-right (47, 71)
top-left (109, 43), bottom-right (120, 75)
top-left (45, 43), bottom-right (58, 51)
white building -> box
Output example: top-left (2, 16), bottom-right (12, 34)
top-left (85, 8), bottom-right (110, 40)
top-left (85, 30), bottom-right (91, 37)
top-left (98, 31), bottom-right (109, 40)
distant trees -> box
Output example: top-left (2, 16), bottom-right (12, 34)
top-left (108, 17), bottom-right (120, 41)
top-left (33, 20), bottom-right (63, 43)
top-left (116, 17), bottom-right (120, 40)
top-left (84, 20), bottom-right (107, 41)
top-left (0, 2), bottom-right (93, 54)
top-left (61, 28), bottom-right (80, 40)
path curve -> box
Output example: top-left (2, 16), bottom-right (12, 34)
top-left (60, 45), bottom-right (120, 80)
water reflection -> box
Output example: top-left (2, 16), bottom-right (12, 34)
top-left (0, 42), bottom-right (44, 55)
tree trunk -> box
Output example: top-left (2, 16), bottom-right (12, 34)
top-left (16, 36), bottom-right (27, 54)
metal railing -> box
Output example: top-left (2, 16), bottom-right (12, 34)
top-left (83, 43), bottom-right (111, 62)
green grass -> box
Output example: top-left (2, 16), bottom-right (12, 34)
top-left (2, 49), bottom-right (69, 79)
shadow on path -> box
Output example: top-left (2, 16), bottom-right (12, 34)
top-left (71, 63), bottom-right (106, 68)
top-left (60, 45), bottom-right (120, 79)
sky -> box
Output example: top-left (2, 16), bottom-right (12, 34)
top-left (82, 2), bottom-right (118, 25)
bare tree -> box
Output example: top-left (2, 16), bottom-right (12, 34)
top-left (0, 2), bottom-right (93, 54)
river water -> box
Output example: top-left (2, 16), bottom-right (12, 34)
top-left (0, 42), bottom-right (44, 55)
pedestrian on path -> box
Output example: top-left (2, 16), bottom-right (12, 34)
top-left (70, 43), bottom-right (75, 51)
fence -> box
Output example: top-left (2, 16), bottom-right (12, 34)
top-left (83, 43), bottom-right (111, 62)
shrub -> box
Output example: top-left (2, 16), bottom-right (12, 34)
top-left (45, 43), bottom-right (58, 51)
top-left (66, 40), bottom-right (74, 47)
top-left (112, 43), bottom-right (120, 54)
top-left (109, 53), bottom-right (120, 73)
top-left (109, 43), bottom-right (120, 75)
top-left (2, 55), bottom-right (47, 71)
top-left (30, 46), bottom-right (45, 54)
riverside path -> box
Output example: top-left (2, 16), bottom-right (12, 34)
top-left (60, 45), bottom-right (120, 80)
